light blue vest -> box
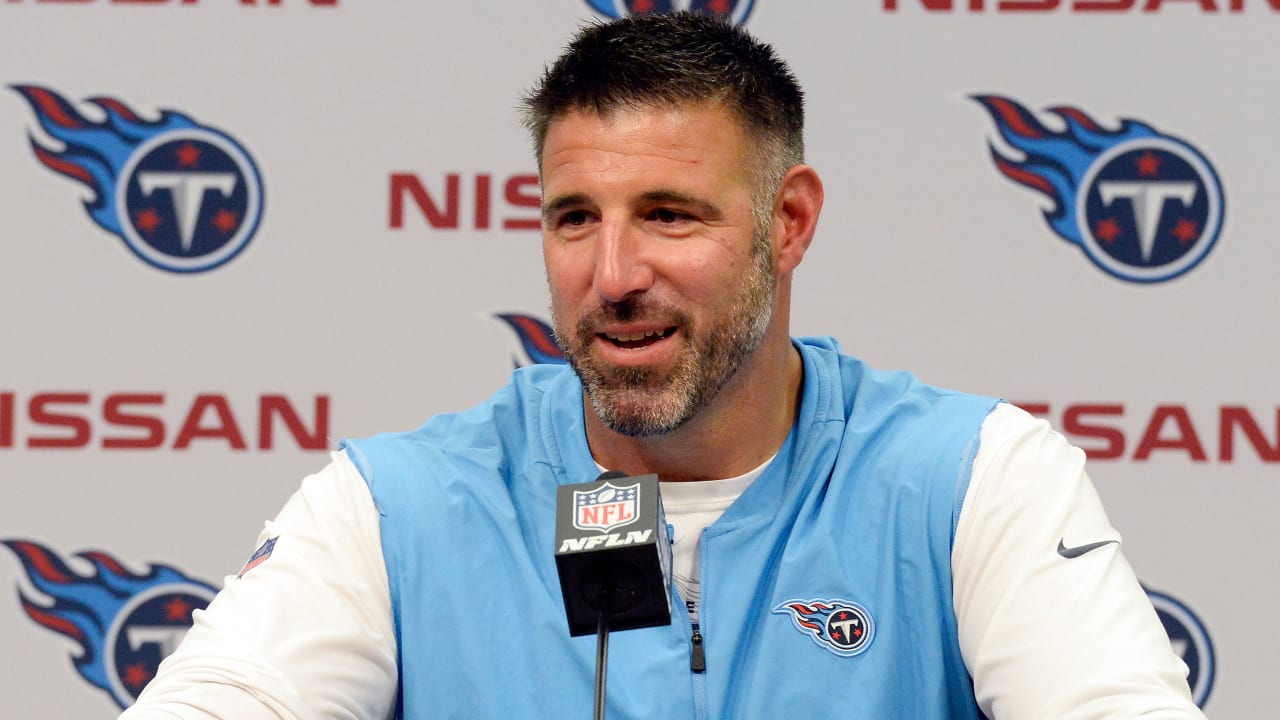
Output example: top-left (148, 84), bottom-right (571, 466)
top-left (343, 337), bottom-right (998, 719)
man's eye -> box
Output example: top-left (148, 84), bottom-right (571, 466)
top-left (560, 210), bottom-right (591, 227)
top-left (651, 208), bottom-right (686, 224)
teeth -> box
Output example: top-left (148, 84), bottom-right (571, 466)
top-left (605, 329), bottom-right (667, 342)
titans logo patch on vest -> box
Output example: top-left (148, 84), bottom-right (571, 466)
top-left (773, 597), bottom-right (876, 657)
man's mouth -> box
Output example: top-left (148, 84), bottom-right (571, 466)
top-left (599, 327), bottom-right (677, 350)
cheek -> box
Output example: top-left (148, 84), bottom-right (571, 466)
top-left (544, 260), bottom-right (579, 299)
top-left (543, 259), bottom-right (589, 320)
top-left (680, 250), bottom-right (744, 300)
top-left (544, 242), bottom-right (597, 290)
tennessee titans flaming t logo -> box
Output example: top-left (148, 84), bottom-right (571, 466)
top-left (3, 539), bottom-right (217, 709)
top-left (973, 95), bottom-right (1223, 283)
top-left (585, 0), bottom-right (756, 24)
top-left (12, 85), bottom-right (264, 273)
top-left (773, 597), bottom-right (875, 657)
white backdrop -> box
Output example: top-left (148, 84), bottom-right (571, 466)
top-left (2, 1), bottom-right (1269, 716)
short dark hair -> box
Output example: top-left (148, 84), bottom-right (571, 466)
top-left (521, 11), bottom-right (805, 183)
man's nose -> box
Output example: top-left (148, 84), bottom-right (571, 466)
top-left (593, 220), bottom-right (655, 303)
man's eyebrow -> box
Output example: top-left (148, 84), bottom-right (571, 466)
top-left (638, 190), bottom-right (723, 220)
top-left (541, 190), bottom-right (724, 221)
top-left (542, 193), bottom-right (590, 220)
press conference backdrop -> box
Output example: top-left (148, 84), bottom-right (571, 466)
top-left (1, 1), bottom-right (1270, 716)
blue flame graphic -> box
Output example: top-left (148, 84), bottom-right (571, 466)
top-left (495, 313), bottom-right (567, 368)
top-left (3, 539), bottom-right (216, 708)
top-left (12, 85), bottom-right (264, 274)
top-left (972, 94), bottom-right (1164, 247)
top-left (12, 85), bottom-right (199, 238)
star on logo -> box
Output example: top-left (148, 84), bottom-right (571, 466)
top-left (175, 142), bottom-right (202, 168)
top-left (1135, 150), bottom-right (1162, 177)
top-left (163, 595), bottom-right (192, 622)
top-left (211, 209), bottom-right (240, 234)
top-left (122, 663), bottom-right (152, 690)
top-left (133, 208), bottom-right (163, 234)
top-left (1172, 219), bottom-right (1199, 244)
top-left (1093, 217), bottom-right (1122, 243)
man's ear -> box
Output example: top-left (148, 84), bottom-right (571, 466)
top-left (771, 164), bottom-right (824, 275)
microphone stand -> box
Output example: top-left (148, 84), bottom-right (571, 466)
top-left (593, 591), bottom-right (611, 720)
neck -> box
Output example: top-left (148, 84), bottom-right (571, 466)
top-left (582, 326), bottom-right (804, 483)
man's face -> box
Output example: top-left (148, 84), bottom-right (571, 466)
top-left (540, 101), bottom-right (776, 437)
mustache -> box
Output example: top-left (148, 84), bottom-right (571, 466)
top-left (577, 297), bottom-right (688, 329)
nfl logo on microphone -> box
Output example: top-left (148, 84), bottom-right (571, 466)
top-left (573, 482), bottom-right (640, 534)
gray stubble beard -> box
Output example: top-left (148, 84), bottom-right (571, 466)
top-left (554, 228), bottom-right (776, 438)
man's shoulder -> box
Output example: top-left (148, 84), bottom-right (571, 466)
top-left (796, 336), bottom-right (998, 420)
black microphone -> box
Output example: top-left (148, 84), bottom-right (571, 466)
top-left (556, 470), bottom-right (673, 720)
top-left (554, 470), bottom-right (673, 636)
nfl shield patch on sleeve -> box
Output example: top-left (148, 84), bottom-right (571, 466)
top-left (238, 537), bottom-right (278, 578)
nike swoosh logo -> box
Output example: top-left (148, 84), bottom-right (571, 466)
top-left (1057, 538), bottom-right (1118, 559)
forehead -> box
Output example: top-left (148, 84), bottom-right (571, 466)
top-left (539, 101), bottom-right (753, 193)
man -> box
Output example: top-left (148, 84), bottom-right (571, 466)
top-left (122, 12), bottom-right (1205, 720)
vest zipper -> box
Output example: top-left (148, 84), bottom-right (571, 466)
top-left (690, 624), bottom-right (706, 673)
top-left (690, 529), bottom-right (710, 720)
top-left (675, 582), bottom-right (709, 720)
